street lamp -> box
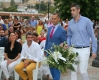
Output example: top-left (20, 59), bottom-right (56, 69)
top-left (21, 0), bottom-right (23, 4)
top-left (48, 0), bottom-right (50, 20)
top-left (95, 0), bottom-right (96, 21)
top-left (39, 0), bottom-right (40, 13)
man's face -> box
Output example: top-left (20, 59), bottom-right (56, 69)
top-left (52, 14), bottom-right (60, 26)
top-left (31, 17), bottom-right (34, 21)
top-left (70, 7), bottom-right (80, 18)
top-left (9, 27), bottom-right (14, 32)
top-left (26, 35), bottom-right (33, 44)
top-left (0, 30), bottom-right (4, 36)
top-left (33, 35), bottom-right (37, 42)
top-left (66, 19), bottom-right (68, 24)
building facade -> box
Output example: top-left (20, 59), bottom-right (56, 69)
top-left (0, 0), bottom-right (22, 8)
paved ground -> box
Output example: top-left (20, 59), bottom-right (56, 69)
top-left (61, 58), bottom-right (99, 80)
top-left (1, 58), bottom-right (99, 80)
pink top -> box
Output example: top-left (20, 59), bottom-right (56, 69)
top-left (48, 22), bottom-right (53, 28)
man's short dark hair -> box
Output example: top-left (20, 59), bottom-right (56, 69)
top-left (33, 32), bottom-right (38, 37)
top-left (26, 31), bottom-right (33, 38)
top-left (70, 3), bottom-right (80, 9)
top-left (53, 13), bottom-right (60, 18)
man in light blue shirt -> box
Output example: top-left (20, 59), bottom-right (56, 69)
top-left (29, 16), bottom-right (37, 28)
top-left (67, 3), bottom-right (97, 80)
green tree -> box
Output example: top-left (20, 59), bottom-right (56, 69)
top-left (35, 1), bottom-right (47, 12)
top-left (3, 6), bottom-right (17, 12)
top-left (49, 6), bottom-right (56, 14)
top-left (10, 0), bottom-right (15, 6)
top-left (35, 4), bottom-right (39, 10)
top-left (96, 0), bottom-right (99, 20)
top-left (54, 0), bottom-right (99, 20)
top-left (40, 1), bottom-right (47, 11)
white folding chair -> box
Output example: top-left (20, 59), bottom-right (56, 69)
top-left (0, 47), bottom-right (4, 80)
top-left (14, 61), bottom-right (42, 80)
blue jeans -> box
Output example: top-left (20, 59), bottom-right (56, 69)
top-left (50, 68), bottom-right (60, 80)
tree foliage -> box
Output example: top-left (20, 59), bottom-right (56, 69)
top-left (54, 0), bottom-right (99, 20)
top-left (34, 1), bottom-right (56, 13)
top-left (3, 6), bottom-right (17, 12)
top-left (3, 0), bottom-right (18, 12)
top-left (49, 6), bottom-right (56, 14)
top-left (10, 0), bottom-right (15, 6)
top-left (35, 1), bottom-right (47, 12)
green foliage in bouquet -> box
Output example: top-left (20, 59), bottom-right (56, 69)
top-left (45, 42), bottom-right (79, 73)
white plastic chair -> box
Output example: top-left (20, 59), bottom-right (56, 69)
top-left (0, 47), bottom-right (4, 80)
top-left (14, 61), bottom-right (42, 80)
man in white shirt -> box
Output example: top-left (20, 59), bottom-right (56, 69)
top-left (15, 32), bottom-right (43, 80)
top-left (0, 16), bottom-right (4, 24)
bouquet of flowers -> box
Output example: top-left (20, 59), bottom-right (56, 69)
top-left (45, 42), bottom-right (79, 73)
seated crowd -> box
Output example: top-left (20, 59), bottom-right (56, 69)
top-left (0, 16), bottom-right (53, 80)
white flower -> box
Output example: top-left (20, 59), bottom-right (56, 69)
top-left (68, 47), bottom-right (73, 54)
top-left (52, 51), bottom-right (66, 63)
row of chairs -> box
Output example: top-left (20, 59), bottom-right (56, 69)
top-left (0, 47), bottom-right (43, 80)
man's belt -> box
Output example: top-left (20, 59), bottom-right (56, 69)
top-left (74, 46), bottom-right (89, 49)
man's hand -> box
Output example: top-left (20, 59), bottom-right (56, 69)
top-left (21, 59), bottom-right (26, 62)
top-left (24, 60), bottom-right (29, 68)
top-left (59, 43), bottom-right (68, 49)
top-left (92, 53), bottom-right (97, 59)
top-left (59, 43), bottom-right (64, 47)
top-left (44, 53), bottom-right (46, 57)
top-left (64, 44), bottom-right (68, 49)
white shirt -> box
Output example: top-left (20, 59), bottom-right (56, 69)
top-left (40, 40), bottom-right (46, 49)
top-left (17, 38), bottom-right (21, 42)
top-left (21, 41), bottom-right (43, 62)
top-left (0, 19), bottom-right (4, 24)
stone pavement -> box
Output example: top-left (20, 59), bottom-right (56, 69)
top-left (60, 58), bottom-right (99, 80)
top-left (1, 58), bottom-right (99, 80)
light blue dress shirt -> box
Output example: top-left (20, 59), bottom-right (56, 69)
top-left (67, 15), bottom-right (97, 54)
top-left (29, 20), bottom-right (37, 27)
top-left (50, 24), bottom-right (60, 35)
top-left (54, 24), bottom-right (59, 33)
